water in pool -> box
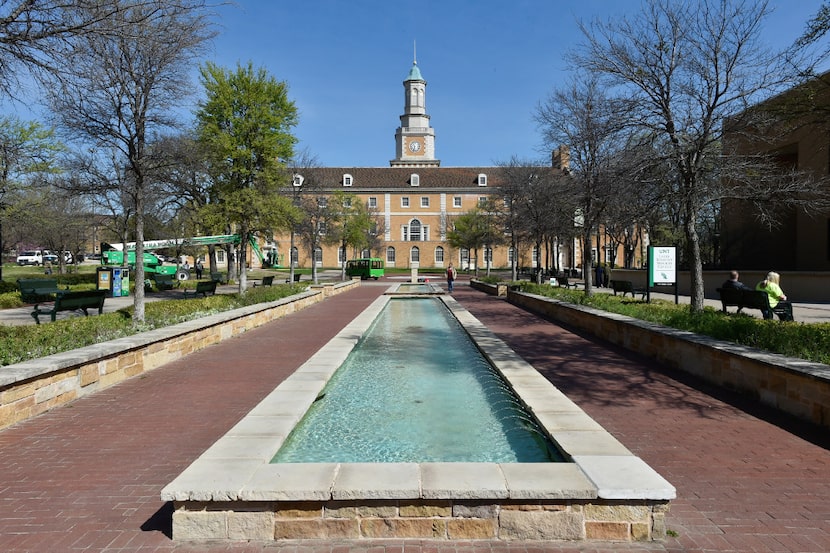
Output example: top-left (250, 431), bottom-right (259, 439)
top-left (272, 297), bottom-right (562, 463)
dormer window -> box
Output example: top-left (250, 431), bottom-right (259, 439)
top-left (292, 174), bottom-right (304, 187)
top-left (410, 173), bottom-right (420, 186)
top-left (343, 173), bottom-right (353, 187)
top-left (477, 173), bottom-right (488, 186)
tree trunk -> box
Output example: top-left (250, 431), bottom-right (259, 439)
top-left (582, 227), bottom-right (593, 296)
top-left (684, 203), bottom-right (705, 312)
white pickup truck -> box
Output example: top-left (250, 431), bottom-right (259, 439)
top-left (16, 250), bottom-right (59, 266)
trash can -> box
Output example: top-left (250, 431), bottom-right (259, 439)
top-left (97, 267), bottom-right (113, 295)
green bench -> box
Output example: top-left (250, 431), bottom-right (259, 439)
top-left (31, 290), bottom-right (107, 324)
top-left (551, 276), bottom-right (581, 289)
top-left (210, 272), bottom-right (227, 285)
top-left (151, 273), bottom-right (174, 290)
top-left (253, 275), bottom-right (274, 287)
top-left (716, 287), bottom-right (794, 321)
top-left (17, 278), bottom-right (69, 303)
top-left (184, 280), bottom-right (217, 299)
top-left (609, 279), bottom-right (647, 299)
top-left (285, 273), bottom-right (303, 283)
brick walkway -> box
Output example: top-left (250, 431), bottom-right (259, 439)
top-left (0, 280), bottom-right (828, 552)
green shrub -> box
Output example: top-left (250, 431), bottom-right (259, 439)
top-left (520, 283), bottom-right (830, 365)
top-left (0, 282), bottom-right (308, 366)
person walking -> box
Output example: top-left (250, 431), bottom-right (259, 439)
top-left (446, 263), bottom-right (457, 293)
top-left (195, 259), bottom-right (204, 280)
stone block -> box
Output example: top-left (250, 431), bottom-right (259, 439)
top-left (274, 518), bottom-right (358, 539)
top-left (447, 518), bottom-right (497, 539)
top-left (276, 502), bottom-right (323, 518)
top-left (326, 501), bottom-right (398, 518)
top-left (172, 510), bottom-right (227, 540)
top-left (585, 521), bottom-right (630, 540)
top-left (632, 522), bottom-right (651, 540)
top-left (452, 502), bottom-right (498, 518)
top-left (584, 504), bottom-right (649, 522)
top-left (360, 517), bottom-right (447, 539)
top-left (400, 501), bottom-right (452, 517)
top-left (227, 511), bottom-right (274, 540)
top-left (499, 509), bottom-right (584, 540)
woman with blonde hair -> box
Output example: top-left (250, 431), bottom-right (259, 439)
top-left (756, 271), bottom-right (793, 320)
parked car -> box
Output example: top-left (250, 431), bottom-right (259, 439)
top-left (16, 250), bottom-right (58, 266)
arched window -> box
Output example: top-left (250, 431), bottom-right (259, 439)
top-left (314, 247), bottom-right (323, 266)
top-left (290, 246), bottom-right (298, 267)
top-left (409, 218), bottom-right (422, 241)
top-left (386, 246), bottom-right (396, 264)
top-left (410, 246), bottom-right (420, 263)
top-left (361, 248), bottom-right (371, 258)
top-left (435, 246), bottom-right (444, 264)
top-left (338, 246), bottom-right (346, 265)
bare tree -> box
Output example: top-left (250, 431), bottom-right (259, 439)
top-left (0, 0), bottom-right (177, 96)
top-left (43, 1), bottom-right (213, 323)
top-left (571, 0), bottom-right (815, 310)
top-left (536, 75), bottom-right (633, 295)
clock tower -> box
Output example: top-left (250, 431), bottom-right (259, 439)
top-left (391, 56), bottom-right (440, 167)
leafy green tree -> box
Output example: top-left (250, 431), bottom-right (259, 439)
top-left (326, 191), bottom-right (379, 280)
top-left (447, 207), bottom-right (489, 277)
top-left (196, 61), bottom-right (299, 291)
top-left (0, 116), bottom-right (62, 279)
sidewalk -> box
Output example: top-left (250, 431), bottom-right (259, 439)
top-left (0, 280), bottom-right (828, 552)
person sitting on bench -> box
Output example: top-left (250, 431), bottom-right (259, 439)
top-left (721, 270), bottom-right (750, 290)
top-left (755, 271), bottom-right (791, 320)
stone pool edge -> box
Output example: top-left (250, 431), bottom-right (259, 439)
top-left (161, 291), bottom-right (675, 542)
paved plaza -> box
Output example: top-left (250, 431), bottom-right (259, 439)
top-left (0, 279), bottom-right (828, 552)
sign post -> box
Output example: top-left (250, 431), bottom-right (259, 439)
top-left (647, 246), bottom-right (678, 304)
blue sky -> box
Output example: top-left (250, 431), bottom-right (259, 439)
top-left (4, 1), bottom-right (825, 168)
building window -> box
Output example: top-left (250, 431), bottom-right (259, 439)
top-left (317, 221), bottom-right (327, 235)
top-left (368, 197), bottom-right (378, 208)
top-left (410, 246), bottom-right (420, 262)
top-left (484, 247), bottom-right (493, 263)
top-left (402, 196), bottom-right (410, 208)
top-left (435, 246), bottom-right (444, 264)
top-left (453, 196), bottom-right (462, 208)
top-left (291, 247), bottom-right (298, 267)
top-left (342, 197), bottom-right (352, 208)
top-left (292, 174), bottom-right (304, 187)
top-left (461, 248), bottom-right (470, 269)
top-left (410, 174), bottom-right (420, 186)
top-left (343, 173), bottom-right (353, 187)
top-left (386, 246), bottom-right (396, 264)
top-left (508, 247), bottom-right (514, 265)
top-left (477, 173), bottom-right (487, 186)
top-left (314, 247), bottom-right (323, 265)
top-left (421, 196), bottom-right (429, 208)
top-left (317, 196), bottom-right (327, 208)
top-left (217, 250), bottom-right (225, 263)
top-left (361, 248), bottom-right (371, 258)
top-left (409, 219), bottom-right (422, 241)
top-left (478, 196), bottom-right (487, 206)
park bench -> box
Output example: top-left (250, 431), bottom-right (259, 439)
top-left (551, 276), bottom-right (581, 289)
top-left (210, 272), bottom-right (227, 285)
top-left (285, 273), bottom-right (303, 283)
top-left (716, 287), bottom-right (794, 321)
top-left (253, 275), bottom-right (274, 287)
top-left (184, 280), bottom-right (217, 299)
top-left (17, 278), bottom-right (69, 303)
top-left (30, 290), bottom-right (107, 324)
top-left (609, 279), bottom-right (647, 299)
top-left (151, 273), bottom-right (174, 291)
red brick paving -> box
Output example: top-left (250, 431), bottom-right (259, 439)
top-left (0, 280), bottom-right (828, 552)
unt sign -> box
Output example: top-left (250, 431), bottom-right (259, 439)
top-left (648, 246), bottom-right (676, 287)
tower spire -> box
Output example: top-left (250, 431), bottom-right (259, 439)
top-left (413, 39), bottom-right (417, 65)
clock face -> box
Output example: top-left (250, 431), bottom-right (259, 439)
top-left (408, 139), bottom-right (422, 153)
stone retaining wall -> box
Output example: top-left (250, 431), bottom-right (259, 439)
top-left (173, 499), bottom-right (667, 542)
top-left (0, 281), bottom-right (357, 430)
top-left (468, 281), bottom-right (830, 429)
